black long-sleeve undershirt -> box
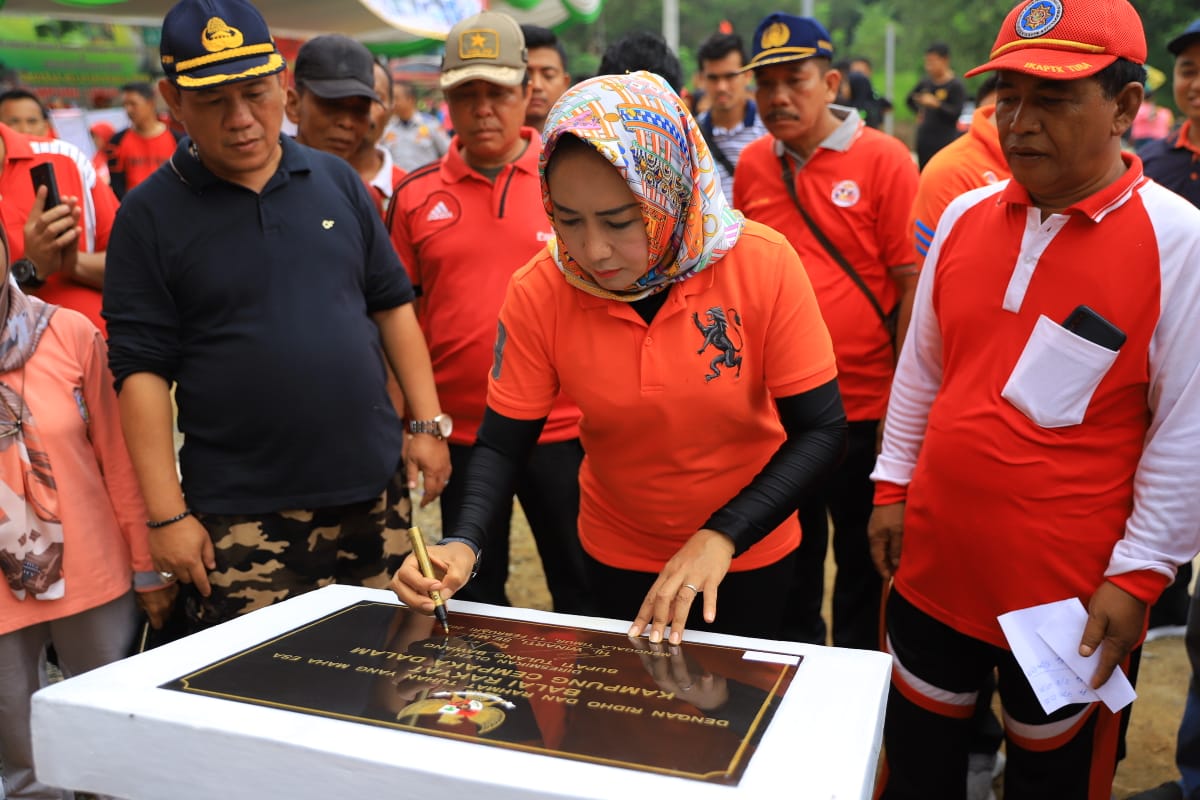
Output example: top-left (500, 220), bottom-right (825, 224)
top-left (444, 379), bottom-right (847, 560)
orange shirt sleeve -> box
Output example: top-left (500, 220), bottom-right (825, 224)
top-left (752, 227), bottom-right (839, 397)
top-left (487, 256), bottom-right (561, 421)
top-left (909, 152), bottom-right (974, 267)
top-left (873, 139), bottom-right (920, 270)
top-left (79, 323), bottom-right (153, 573)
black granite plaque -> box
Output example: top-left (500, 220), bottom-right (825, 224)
top-left (163, 601), bottom-right (801, 784)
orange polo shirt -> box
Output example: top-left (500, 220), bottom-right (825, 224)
top-left (488, 220), bottom-right (837, 573)
top-left (909, 105), bottom-right (1008, 265)
top-left (388, 129), bottom-right (580, 446)
top-left (735, 113), bottom-right (917, 421)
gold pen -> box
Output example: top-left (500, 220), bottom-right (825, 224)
top-left (407, 526), bottom-right (450, 634)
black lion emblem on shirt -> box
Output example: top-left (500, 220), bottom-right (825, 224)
top-left (693, 306), bottom-right (743, 382)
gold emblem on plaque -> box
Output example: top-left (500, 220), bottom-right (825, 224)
top-left (397, 691), bottom-right (515, 735)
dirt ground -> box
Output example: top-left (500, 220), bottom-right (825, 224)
top-left (495, 504), bottom-right (1190, 798)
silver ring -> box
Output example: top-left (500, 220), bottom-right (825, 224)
top-left (158, 570), bottom-right (175, 581)
top-left (681, 583), bottom-right (700, 594)
top-left (679, 683), bottom-right (693, 691)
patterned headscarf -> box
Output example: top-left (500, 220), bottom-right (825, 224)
top-left (540, 70), bottom-right (744, 302)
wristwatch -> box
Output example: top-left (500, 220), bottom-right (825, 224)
top-left (11, 258), bottom-right (45, 289)
top-left (408, 413), bottom-right (453, 440)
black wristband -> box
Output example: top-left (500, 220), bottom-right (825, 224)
top-left (147, 508), bottom-right (193, 529)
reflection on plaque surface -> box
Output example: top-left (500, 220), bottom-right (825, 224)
top-left (164, 602), bottom-right (801, 784)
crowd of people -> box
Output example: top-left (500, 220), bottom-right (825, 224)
top-left (1, 0), bottom-right (1200, 798)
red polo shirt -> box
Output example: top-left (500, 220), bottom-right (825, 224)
top-left (735, 114), bottom-right (917, 421)
top-left (873, 156), bottom-right (1200, 646)
top-left (387, 128), bottom-right (580, 446)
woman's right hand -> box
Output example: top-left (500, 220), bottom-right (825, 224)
top-left (389, 542), bottom-right (477, 613)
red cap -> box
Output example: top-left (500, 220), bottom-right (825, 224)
top-left (965, 0), bottom-right (1145, 79)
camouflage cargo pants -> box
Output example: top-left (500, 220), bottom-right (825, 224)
top-left (180, 467), bottom-right (412, 632)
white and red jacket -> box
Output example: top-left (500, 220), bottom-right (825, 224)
top-left (872, 154), bottom-right (1200, 647)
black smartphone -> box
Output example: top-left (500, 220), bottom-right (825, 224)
top-left (1062, 305), bottom-right (1126, 351)
top-left (29, 162), bottom-right (62, 209)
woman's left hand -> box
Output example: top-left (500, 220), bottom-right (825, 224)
top-left (137, 583), bottom-right (178, 630)
top-left (629, 529), bottom-right (734, 645)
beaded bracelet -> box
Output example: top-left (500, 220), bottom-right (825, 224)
top-left (147, 508), bottom-right (194, 529)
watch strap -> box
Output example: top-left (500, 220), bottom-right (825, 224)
top-left (408, 418), bottom-right (438, 435)
top-left (12, 258), bottom-right (45, 289)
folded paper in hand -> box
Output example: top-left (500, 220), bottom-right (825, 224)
top-left (997, 598), bottom-right (1137, 714)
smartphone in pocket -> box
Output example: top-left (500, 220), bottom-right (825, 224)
top-left (1062, 305), bottom-right (1126, 351)
top-left (29, 162), bottom-right (63, 209)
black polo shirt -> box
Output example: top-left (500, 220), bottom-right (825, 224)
top-left (104, 135), bottom-right (413, 514)
top-left (1140, 127), bottom-right (1200, 210)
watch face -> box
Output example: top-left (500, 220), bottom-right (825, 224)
top-left (436, 414), bottom-right (454, 438)
top-left (12, 259), bottom-right (35, 284)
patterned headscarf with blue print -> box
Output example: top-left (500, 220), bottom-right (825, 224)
top-left (539, 70), bottom-right (744, 302)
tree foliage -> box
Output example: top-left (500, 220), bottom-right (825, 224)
top-left (559, 0), bottom-right (1198, 112)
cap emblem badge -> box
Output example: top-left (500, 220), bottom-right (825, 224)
top-left (202, 17), bottom-right (245, 53)
top-left (761, 22), bottom-right (790, 50)
top-left (459, 29), bottom-right (499, 60)
top-left (1016, 0), bottom-right (1064, 39)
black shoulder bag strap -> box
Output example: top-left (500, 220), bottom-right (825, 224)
top-left (778, 152), bottom-right (897, 342)
top-left (699, 113), bottom-right (738, 178)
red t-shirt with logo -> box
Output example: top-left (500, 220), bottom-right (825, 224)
top-left (735, 120), bottom-right (917, 421)
top-left (108, 126), bottom-right (179, 198)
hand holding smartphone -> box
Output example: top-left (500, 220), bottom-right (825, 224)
top-left (30, 162), bottom-right (63, 209)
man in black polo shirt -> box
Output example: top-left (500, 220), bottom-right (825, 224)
top-left (103, 0), bottom-right (450, 634)
top-left (905, 42), bottom-right (967, 169)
